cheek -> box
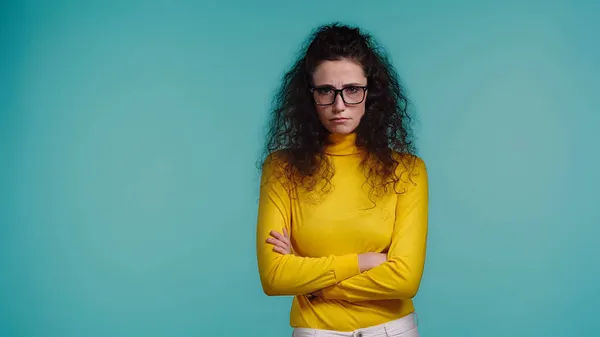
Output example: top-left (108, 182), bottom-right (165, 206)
top-left (350, 106), bottom-right (366, 120)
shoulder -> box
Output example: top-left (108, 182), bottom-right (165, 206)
top-left (260, 150), bottom-right (292, 186)
top-left (261, 150), bottom-right (289, 173)
top-left (392, 152), bottom-right (427, 176)
top-left (391, 152), bottom-right (428, 193)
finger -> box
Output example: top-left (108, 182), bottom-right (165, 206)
top-left (267, 238), bottom-right (287, 246)
top-left (270, 230), bottom-right (288, 243)
top-left (273, 246), bottom-right (289, 254)
top-left (270, 231), bottom-right (285, 241)
top-left (279, 228), bottom-right (291, 245)
top-left (266, 238), bottom-right (289, 250)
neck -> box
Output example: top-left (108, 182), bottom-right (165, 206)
top-left (324, 132), bottom-right (361, 156)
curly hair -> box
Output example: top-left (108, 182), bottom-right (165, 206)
top-left (261, 23), bottom-right (417, 197)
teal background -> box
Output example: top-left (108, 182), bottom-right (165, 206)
top-left (1, 1), bottom-right (598, 336)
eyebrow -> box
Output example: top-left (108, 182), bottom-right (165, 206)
top-left (312, 82), bottom-right (367, 89)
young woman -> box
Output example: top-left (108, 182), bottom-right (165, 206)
top-left (256, 23), bottom-right (428, 337)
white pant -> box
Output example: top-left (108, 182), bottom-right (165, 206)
top-left (292, 313), bottom-right (419, 337)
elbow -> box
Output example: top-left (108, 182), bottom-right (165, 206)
top-left (388, 261), bottom-right (424, 299)
top-left (259, 274), bottom-right (293, 296)
top-left (383, 279), bottom-right (420, 300)
top-left (395, 280), bottom-right (421, 299)
top-left (400, 272), bottom-right (425, 299)
top-left (261, 280), bottom-right (282, 296)
top-left (257, 259), bottom-right (297, 296)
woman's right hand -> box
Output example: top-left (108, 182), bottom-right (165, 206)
top-left (358, 252), bottom-right (387, 272)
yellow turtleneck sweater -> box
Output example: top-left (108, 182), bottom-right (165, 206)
top-left (255, 133), bottom-right (428, 332)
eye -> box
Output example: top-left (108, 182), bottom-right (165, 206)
top-left (344, 86), bottom-right (360, 93)
top-left (315, 88), bottom-right (332, 95)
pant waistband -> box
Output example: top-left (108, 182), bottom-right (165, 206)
top-left (292, 312), bottom-right (418, 337)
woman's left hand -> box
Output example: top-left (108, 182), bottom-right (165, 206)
top-left (266, 228), bottom-right (293, 255)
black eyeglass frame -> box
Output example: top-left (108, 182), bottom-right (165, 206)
top-left (308, 86), bottom-right (368, 106)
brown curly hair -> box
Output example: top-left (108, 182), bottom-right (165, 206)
top-left (260, 22), bottom-right (417, 198)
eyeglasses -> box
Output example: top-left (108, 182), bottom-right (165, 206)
top-left (309, 85), bottom-right (368, 106)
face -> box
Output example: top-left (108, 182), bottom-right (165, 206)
top-left (311, 59), bottom-right (367, 135)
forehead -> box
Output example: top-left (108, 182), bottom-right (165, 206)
top-left (312, 59), bottom-right (366, 86)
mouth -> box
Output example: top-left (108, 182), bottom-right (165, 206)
top-left (330, 117), bottom-right (350, 122)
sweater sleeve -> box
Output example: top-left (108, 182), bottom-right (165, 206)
top-left (319, 156), bottom-right (429, 302)
top-left (256, 154), bottom-right (360, 296)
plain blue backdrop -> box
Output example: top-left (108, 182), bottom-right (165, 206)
top-left (1, 1), bottom-right (599, 336)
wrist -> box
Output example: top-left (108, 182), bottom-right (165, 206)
top-left (357, 253), bottom-right (369, 272)
top-left (357, 252), bottom-right (387, 272)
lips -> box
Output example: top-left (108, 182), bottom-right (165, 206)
top-left (330, 117), bottom-right (349, 122)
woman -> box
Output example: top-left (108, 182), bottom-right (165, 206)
top-left (256, 23), bottom-right (428, 337)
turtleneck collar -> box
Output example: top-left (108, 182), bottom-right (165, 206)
top-left (324, 132), bottom-right (362, 156)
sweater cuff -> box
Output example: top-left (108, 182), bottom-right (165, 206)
top-left (333, 254), bottom-right (360, 283)
top-left (320, 283), bottom-right (344, 300)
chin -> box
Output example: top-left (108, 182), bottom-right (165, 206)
top-left (327, 124), bottom-right (357, 135)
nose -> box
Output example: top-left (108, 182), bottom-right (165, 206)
top-left (331, 92), bottom-right (346, 113)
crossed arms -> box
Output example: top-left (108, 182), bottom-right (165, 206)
top-left (255, 156), bottom-right (428, 302)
